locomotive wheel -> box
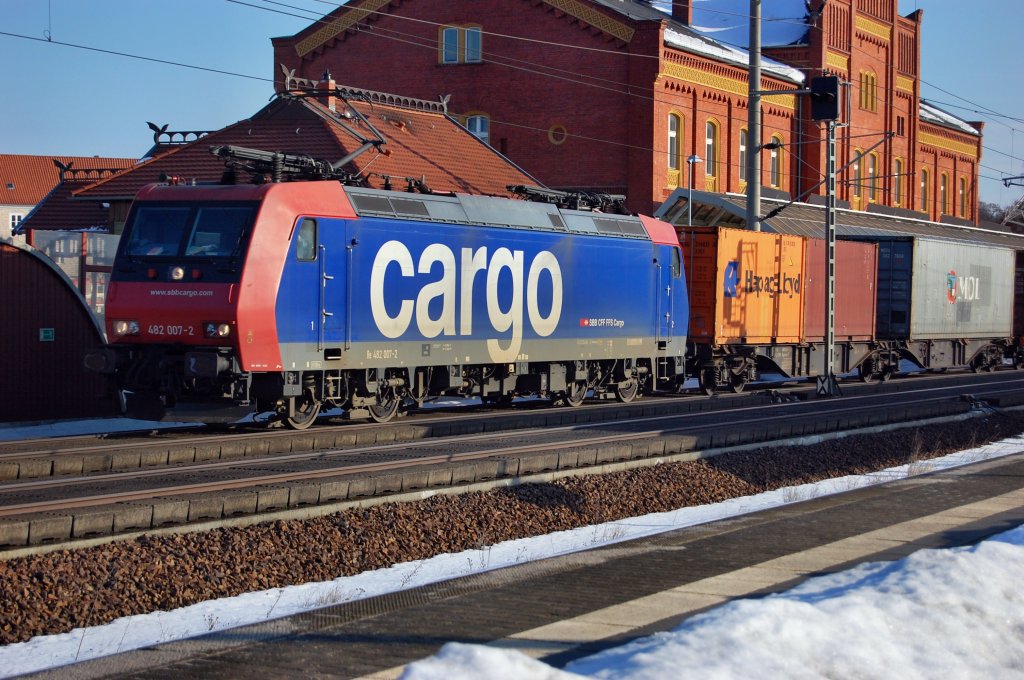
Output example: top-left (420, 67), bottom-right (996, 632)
top-left (699, 368), bottom-right (717, 396)
top-left (563, 380), bottom-right (588, 408)
top-left (285, 394), bottom-right (321, 430)
top-left (368, 388), bottom-right (401, 423)
top-left (728, 372), bottom-right (747, 393)
top-left (614, 378), bottom-right (639, 403)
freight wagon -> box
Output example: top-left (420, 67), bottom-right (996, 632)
top-left (680, 225), bottom-right (880, 393)
top-left (855, 235), bottom-right (1017, 377)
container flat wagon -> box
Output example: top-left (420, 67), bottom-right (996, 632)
top-left (680, 226), bottom-right (880, 392)
top-left (861, 236), bottom-right (1017, 375)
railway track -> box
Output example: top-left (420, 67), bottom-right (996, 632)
top-left (1, 371), bottom-right (1022, 552)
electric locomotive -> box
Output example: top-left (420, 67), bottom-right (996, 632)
top-left (86, 161), bottom-right (688, 428)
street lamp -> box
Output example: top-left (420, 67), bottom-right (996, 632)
top-left (686, 154), bottom-right (703, 227)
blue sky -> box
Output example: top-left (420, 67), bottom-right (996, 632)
top-left (1, 0), bottom-right (1020, 207)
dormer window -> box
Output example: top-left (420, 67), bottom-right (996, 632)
top-left (465, 114), bottom-right (490, 144)
top-left (440, 25), bottom-right (482, 64)
top-left (5, 183), bottom-right (13, 190)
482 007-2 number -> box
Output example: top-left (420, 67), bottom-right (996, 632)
top-left (148, 324), bottom-right (195, 336)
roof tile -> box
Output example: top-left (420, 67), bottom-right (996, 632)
top-left (0, 155), bottom-right (135, 206)
top-left (76, 93), bottom-right (538, 200)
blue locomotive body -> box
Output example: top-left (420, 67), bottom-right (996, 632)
top-left (95, 182), bottom-right (688, 427)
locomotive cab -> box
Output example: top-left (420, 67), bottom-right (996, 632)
top-left (87, 197), bottom-right (259, 420)
top-left (87, 181), bottom-right (361, 423)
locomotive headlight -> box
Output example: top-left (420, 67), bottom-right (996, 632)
top-left (112, 320), bottom-right (140, 336)
top-left (204, 322), bottom-right (231, 338)
top-left (169, 266), bottom-right (185, 281)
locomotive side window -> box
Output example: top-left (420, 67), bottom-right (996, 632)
top-left (672, 247), bottom-right (682, 278)
top-left (124, 207), bottom-right (191, 256)
top-left (296, 218), bottom-right (317, 261)
top-left (186, 207), bottom-right (251, 257)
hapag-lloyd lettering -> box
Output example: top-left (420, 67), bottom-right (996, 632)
top-left (744, 271), bottom-right (802, 297)
top-left (370, 240), bottom-right (563, 363)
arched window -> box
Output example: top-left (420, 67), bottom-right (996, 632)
top-left (465, 114), bottom-right (489, 144)
top-left (893, 158), bottom-right (903, 206)
top-left (769, 135), bottom-right (783, 187)
top-left (940, 174), bottom-right (949, 214)
top-left (705, 120), bottom-right (718, 178)
top-left (921, 168), bottom-right (930, 213)
top-left (859, 71), bottom-right (877, 111)
top-left (852, 151), bottom-right (862, 198)
top-left (739, 129), bottom-right (748, 183)
top-left (867, 153), bottom-right (878, 201)
top-left (667, 114), bottom-right (681, 170)
top-left (959, 177), bottom-right (967, 217)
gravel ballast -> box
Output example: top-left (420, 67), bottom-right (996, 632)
top-left (1, 414), bottom-right (1022, 645)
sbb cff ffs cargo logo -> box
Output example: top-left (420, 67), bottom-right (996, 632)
top-left (370, 240), bottom-right (563, 363)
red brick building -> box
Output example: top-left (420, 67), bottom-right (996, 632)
top-left (763, 0), bottom-right (982, 223)
top-left (273, 0), bottom-right (983, 223)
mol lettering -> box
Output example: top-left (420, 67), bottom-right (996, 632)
top-left (370, 240), bottom-right (563, 363)
top-left (946, 270), bottom-right (982, 304)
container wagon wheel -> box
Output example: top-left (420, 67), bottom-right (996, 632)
top-left (614, 378), bottom-right (639, 403)
top-left (562, 380), bottom-right (588, 408)
top-left (857, 361), bottom-right (876, 384)
top-left (699, 367), bottom-right (717, 396)
top-left (285, 392), bottom-right (321, 430)
top-left (368, 386), bottom-right (401, 423)
top-left (728, 371), bottom-right (747, 393)
top-left (970, 357), bottom-right (993, 373)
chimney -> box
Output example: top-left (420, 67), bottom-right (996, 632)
top-left (318, 69), bottom-right (336, 113)
top-left (671, 1), bottom-right (692, 25)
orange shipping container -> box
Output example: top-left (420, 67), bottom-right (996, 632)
top-left (680, 226), bottom-right (805, 344)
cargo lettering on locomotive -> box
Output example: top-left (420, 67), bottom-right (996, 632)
top-left (369, 240), bottom-right (563, 362)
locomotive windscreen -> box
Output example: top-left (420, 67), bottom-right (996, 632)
top-left (121, 204), bottom-right (255, 260)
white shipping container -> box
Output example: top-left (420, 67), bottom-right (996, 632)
top-left (910, 238), bottom-right (1014, 340)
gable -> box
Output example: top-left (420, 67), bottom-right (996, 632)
top-left (284, 0), bottom-right (637, 60)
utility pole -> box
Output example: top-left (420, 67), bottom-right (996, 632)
top-left (820, 119), bottom-right (840, 396)
top-left (756, 75), bottom-right (844, 396)
top-left (746, 0), bottom-right (762, 231)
